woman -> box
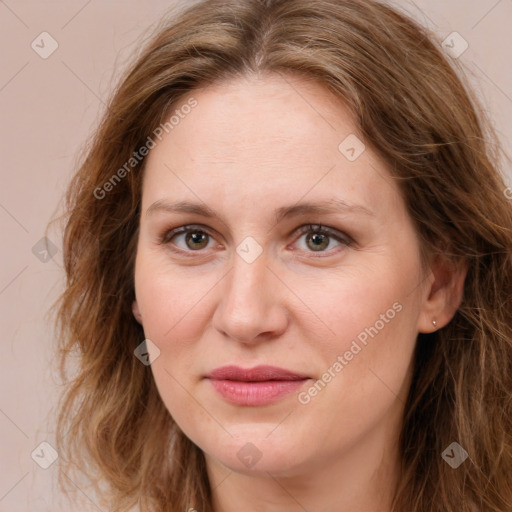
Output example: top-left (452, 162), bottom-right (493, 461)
top-left (53, 0), bottom-right (512, 511)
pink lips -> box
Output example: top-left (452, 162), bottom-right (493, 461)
top-left (206, 365), bottom-right (310, 406)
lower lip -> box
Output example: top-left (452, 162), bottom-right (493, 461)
top-left (208, 379), bottom-right (309, 406)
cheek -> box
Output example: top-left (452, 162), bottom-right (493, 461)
top-left (290, 257), bottom-right (420, 354)
top-left (133, 254), bottom-right (218, 424)
top-left (290, 258), bottom-right (421, 415)
top-left (134, 263), bottom-right (209, 428)
top-left (134, 251), bottom-right (215, 344)
top-left (150, 361), bottom-right (216, 445)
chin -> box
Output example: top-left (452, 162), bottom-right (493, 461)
top-left (200, 429), bottom-right (313, 477)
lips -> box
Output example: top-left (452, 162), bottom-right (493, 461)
top-left (207, 365), bottom-right (309, 382)
top-left (206, 365), bottom-right (310, 406)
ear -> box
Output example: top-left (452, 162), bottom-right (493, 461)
top-left (132, 299), bottom-right (143, 324)
top-left (417, 255), bottom-right (468, 333)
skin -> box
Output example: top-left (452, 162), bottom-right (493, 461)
top-left (132, 72), bottom-right (466, 512)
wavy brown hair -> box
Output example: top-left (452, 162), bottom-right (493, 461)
top-left (52, 0), bottom-right (512, 510)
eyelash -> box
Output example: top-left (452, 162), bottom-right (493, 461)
top-left (159, 223), bottom-right (354, 258)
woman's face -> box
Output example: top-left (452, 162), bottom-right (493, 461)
top-left (132, 73), bottom-right (436, 479)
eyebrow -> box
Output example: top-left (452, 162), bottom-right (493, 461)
top-left (146, 198), bottom-right (374, 224)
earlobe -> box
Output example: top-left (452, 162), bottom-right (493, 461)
top-left (132, 300), bottom-right (143, 324)
top-left (417, 256), bottom-right (468, 333)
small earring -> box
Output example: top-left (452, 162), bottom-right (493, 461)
top-left (432, 319), bottom-right (437, 328)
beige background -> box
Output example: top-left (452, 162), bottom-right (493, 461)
top-left (1, 1), bottom-right (511, 510)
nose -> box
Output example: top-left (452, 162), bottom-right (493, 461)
top-left (212, 249), bottom-right (289, 345)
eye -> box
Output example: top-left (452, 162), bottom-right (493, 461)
top-left (160, 224), bottom-right (217, 254)
top-left (292, 224), bottom-right (353, 256)
top-left (160, 223), bottom-right (353, 257)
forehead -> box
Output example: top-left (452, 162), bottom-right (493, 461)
top-left (158, 73), bottom-right (354, 163)
top-left (142, 72), bottom-right (400, 217)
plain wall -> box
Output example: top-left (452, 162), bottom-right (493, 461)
top-left (1, 1), bottom-right (511, 510)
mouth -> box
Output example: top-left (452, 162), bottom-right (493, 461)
top-left (205, 365), bottom-right (311, 406)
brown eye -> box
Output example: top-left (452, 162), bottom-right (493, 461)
top-left (294, 224), bottom-right (352, 255)
top-left (305, 231), bottom-right (330, 251)
top-left (184, 230), bottom-right (209, 250)
top-left (162, 225), bottom-right (216, 253)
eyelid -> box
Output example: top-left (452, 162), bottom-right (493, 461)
top-left (159, 224), bottom-right (217, 245)
top-left (293, 224), bottom-right (353, 245)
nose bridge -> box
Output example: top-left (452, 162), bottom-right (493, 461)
top-left (226, 246), bottom-right (269, 311)
top-left (213, 244), bottom-right (286, 342)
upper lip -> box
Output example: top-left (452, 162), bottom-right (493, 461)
top-left (207, 365), bottom-right (309, 382)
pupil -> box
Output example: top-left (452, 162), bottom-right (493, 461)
top-left (187, 231), bottom-right (207, 249)
top-left (308, 232), bottom-right (328, 251)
